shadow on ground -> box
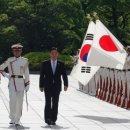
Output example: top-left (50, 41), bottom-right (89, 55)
top-left (0, 124), bottom-right (30, 129)
top-left (75, 115), bottom-right (130, 124)
top-left (41, 124), bottom-right (70, 129)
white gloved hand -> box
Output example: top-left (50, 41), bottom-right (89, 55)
top-left (25, 85), bottom-right (29, 92)
top-left (1, 72), bottom-right (10, 79)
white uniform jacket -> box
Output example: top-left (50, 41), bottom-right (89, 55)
top-left (0, 57), bottom-right (30, 91)
top-left (124, 55), bottom-right (130, 69)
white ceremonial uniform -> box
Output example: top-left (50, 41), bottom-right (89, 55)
top-left (124, 55), bottom-right (130, 70)
top-left (124, 55), bottom-right (130, 108)
top-left (97, 68), bottom-right (103, 98)
top-left (102, 68), bottom-right (109, 101)
top-left (88, 75), bottom-right (96, 96)
top-left (125, 55), bottom-right (130, 88)
top-left (108, 69), bottom-right (114, 103)
top-left (98, 67), bottom-right (104, 99)
top-left (100, 67), bottom-right (107, 99)
top-left (126, 69), bottom-right (130, 108)
top-left (94, 68), bottom-right (100, 97)
top-left (113, 69), bottom-right (118, 104)
top-left (82, 82), bottom-right (89, 94)
top-left (0, 56), bottom-right (30, 124)
top-left (120, 70), bottom-right (128, 108)
top-left (105, 68), bottom-right (110, 101)
top-left (78, 81), bottom-right (84, 92)
top-left (95, 69), bottom-right (100, 89)
top-left (116, 70), bottom-right (122, 105)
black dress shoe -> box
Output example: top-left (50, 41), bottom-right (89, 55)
top-left (51, 121), bottom-right (56, 125)
top-left (9, 122), bottom-right (14, 124)
top-left (15, 124), bottom-right (20, 126)
top-left (45, 119), bottom-right (51, 125)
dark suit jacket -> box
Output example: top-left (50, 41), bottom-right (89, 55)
top-left (39, 60), bottom-right (68, 91)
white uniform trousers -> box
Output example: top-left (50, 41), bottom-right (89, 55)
top-left (126, 71), bottom-right (130, 108)
top-left (88, 76), bottom-right (96, 96)
top-left (9, 89), bottom-right (24, 123)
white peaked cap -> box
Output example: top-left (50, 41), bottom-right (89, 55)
top-left (11, 43), bottom-right (23, 49)
top-left (127, 46), bottom-right (130, 49)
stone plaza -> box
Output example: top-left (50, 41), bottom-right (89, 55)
top-left (0, 74), bottom-right (130, 130)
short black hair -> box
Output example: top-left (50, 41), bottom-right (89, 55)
top-left (50, 47), bottom-right (58, 52)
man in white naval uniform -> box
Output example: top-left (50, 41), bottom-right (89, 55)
top-left (124, 46), bottom-right (130, 69)
top-left (0, 43), bottom-right (30, 125)
top-left (124, 46), bottom-right (130, 108)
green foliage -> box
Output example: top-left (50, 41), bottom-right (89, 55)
top-left (24, 52), bottom-right (73, 71)
top-left (23, 52), bottom-right (49, 70)
top-left (1, 0), bottom-right (130, 67)
top-left (0, 14), bottom-right (8, 22)
top-left (2, 25), bottom-right (17, 34)
top-left (82, 0), bottom-right (130, 45)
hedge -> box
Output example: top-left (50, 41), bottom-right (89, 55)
top-left (24, 52), bottom-right (73, 71)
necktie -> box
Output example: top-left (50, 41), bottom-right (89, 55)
top-left (52, 61), bottom-right (56, 74)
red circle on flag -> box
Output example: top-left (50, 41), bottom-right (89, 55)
top-left (99, 35), bottom-right (118, 52)
top-left (80, 44), bottom-right (91, 62)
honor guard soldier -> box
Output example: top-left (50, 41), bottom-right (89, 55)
top-left (0, 43), bottom-right (30, 125)
top-left (124, 46), bottom-right (130, 69)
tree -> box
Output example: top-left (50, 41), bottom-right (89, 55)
top-left (81, 0), bottom-right (130, 46)
top-left (1, 0), bottom-right (130, 61)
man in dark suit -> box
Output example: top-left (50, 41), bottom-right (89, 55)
top-left (39, 47), bottom-right (68, 125)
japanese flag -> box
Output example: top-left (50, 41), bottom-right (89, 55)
top-left (87, 20), bottom-right (127, 69)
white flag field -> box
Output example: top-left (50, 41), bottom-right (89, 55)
top-left (70, 21), bottom-right (100, 86)
top-left (71, 19), bottom-right (127, 85)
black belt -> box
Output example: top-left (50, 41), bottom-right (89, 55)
top-left (11, 75), bottom-right (23, 78)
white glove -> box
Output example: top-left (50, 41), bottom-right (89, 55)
top-left (1, 72), bottom-right (10, 79)
top-left (25, 85), bottom-right (29, 92)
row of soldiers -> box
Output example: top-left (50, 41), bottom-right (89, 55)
top-left (78, 46), bottom-right (130, 109)
top-left (95, 46), bottom-right (130, 109)
top-left (95, 67), bottom-right (130, 109)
